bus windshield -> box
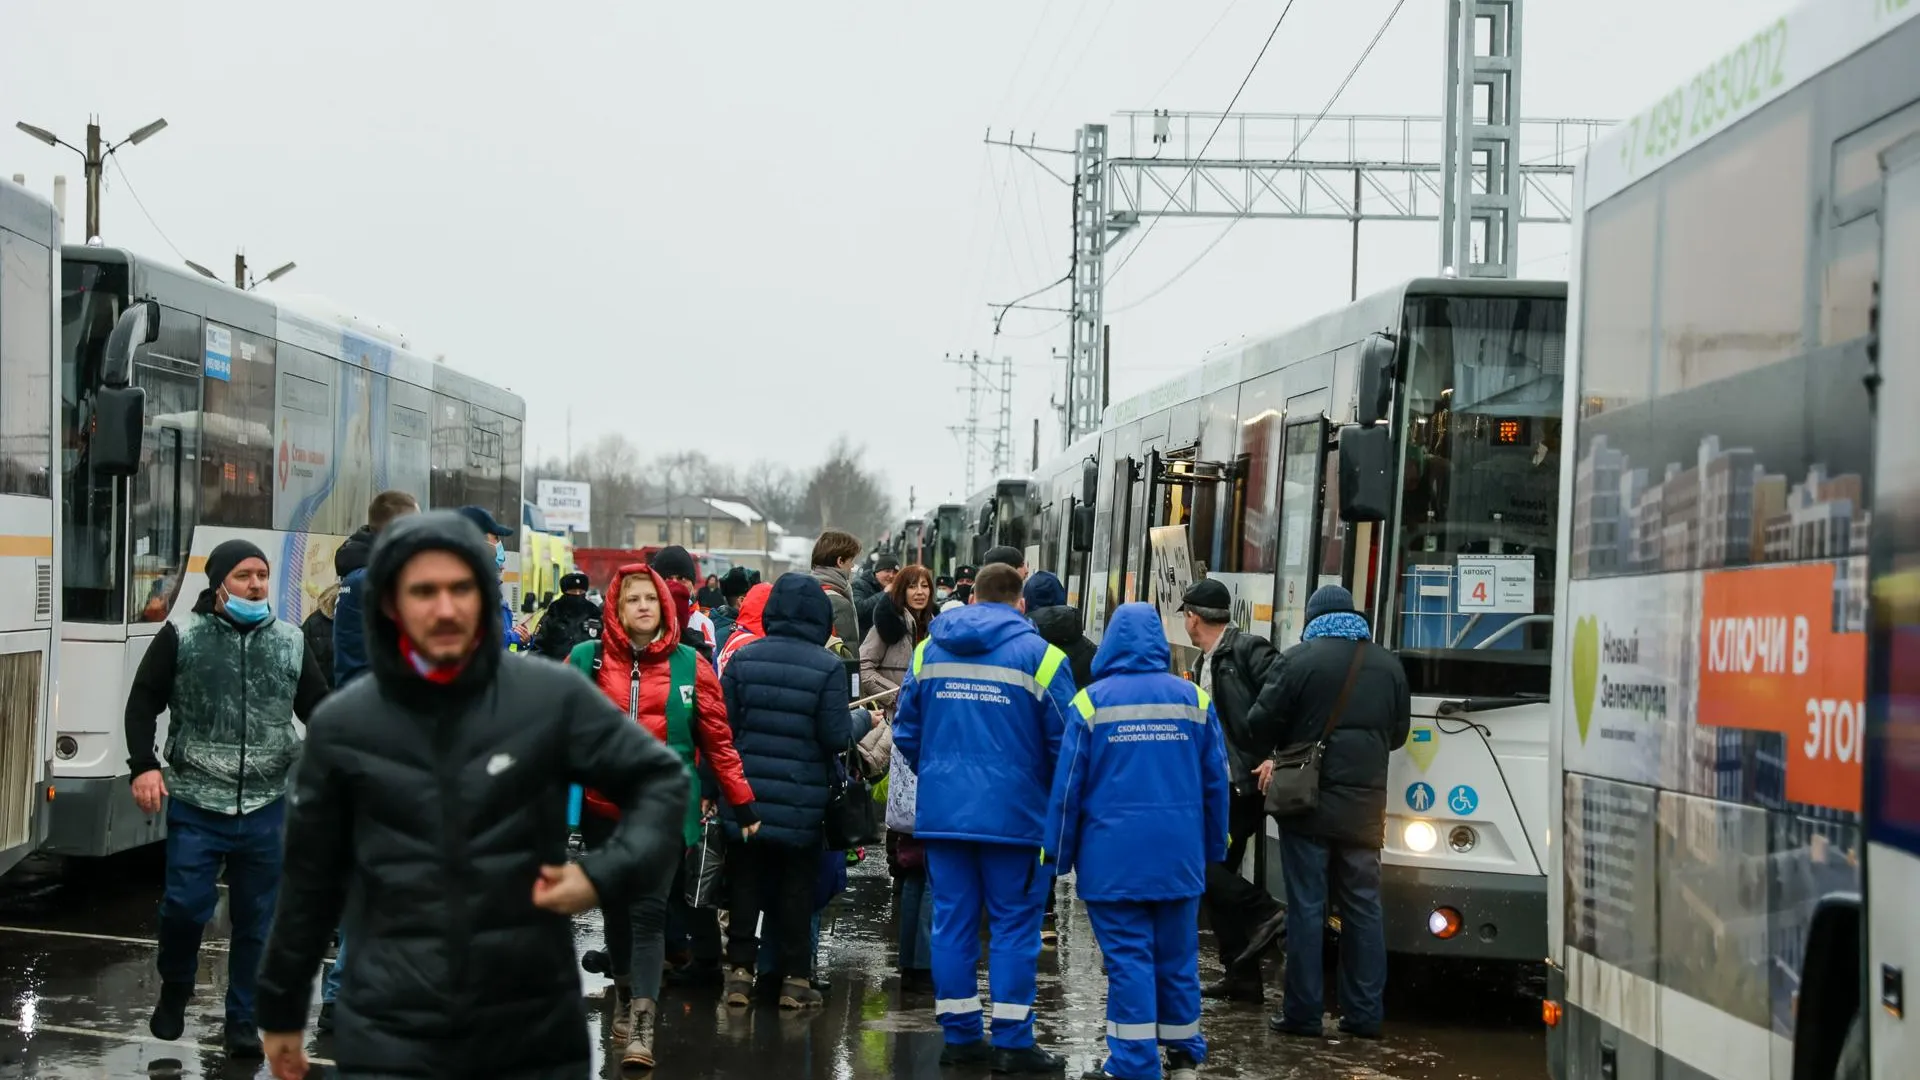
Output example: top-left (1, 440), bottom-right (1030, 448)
top-left (997, 482), bottom-right (1037, 554)
top-left (1388, 294), bottom-right (1565, 693)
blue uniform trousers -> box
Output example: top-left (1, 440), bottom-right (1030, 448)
top-left (926, 839), bottom-right (1049, 1049)
top-left (1085, 897), bottom-right (1205, 1079)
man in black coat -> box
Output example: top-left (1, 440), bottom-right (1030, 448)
top-left (254, 511), bottom-right (689, 1080)
top-left (1021, 571), bottom-right (1096, 690)
top-left (1247, 585), bottom-right (1410, 1040)
top-left (1179, 578), bottom-right (1286, 1002)
top-left (853, 555), bottom-right (898, 640)
top-left (717, 572), bottom-right (851, 1011)
top-left (527, 571), bottom-right (601, 660)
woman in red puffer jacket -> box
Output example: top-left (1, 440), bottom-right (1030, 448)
top-left (569, 563), bottom-right (756, 1069)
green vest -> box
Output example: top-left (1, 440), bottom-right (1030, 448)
top-left (165, 613), bottom-right (307, 816)
top-left (569, 641), bottom-right (703, 845)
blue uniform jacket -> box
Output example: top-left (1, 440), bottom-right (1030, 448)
top-left (332, 566), bottom-right (371, 687)
top-left (1043, 602), bottom-right (1231, 902)
top-left (892, 601), bottom-right (1076, 847)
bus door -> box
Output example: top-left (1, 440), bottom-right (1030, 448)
top-left (1272, 417), bottom-right (1330, 648)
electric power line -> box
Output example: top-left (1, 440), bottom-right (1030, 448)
top-left (105, 156), bottom-right (188, 262)
top-left (1109, 0), bottom-right (1411, 315)
top-left (1146, 0), bottom-right (1250, 105)
top-left (1103, 0), bottom-right (1300, 289)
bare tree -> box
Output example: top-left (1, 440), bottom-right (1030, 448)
top-left (803, 437), bottom-right (893, 542)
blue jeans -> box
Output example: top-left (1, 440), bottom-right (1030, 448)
top-left (898, 874), bottom-right (933, 972)
top-left (1277, 830), bottom-right (1385, 1033)
top-left (157, 798), bottom-right (286, 1026)
top-left (756, 911), bottom-right (822, 976)
top-left (323, 928), bottom-right (346, 1003)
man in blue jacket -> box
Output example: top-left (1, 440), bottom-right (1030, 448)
top-left (892, 563), bottom-right (1077, 1074)
top-left (331, 490), bottom-right (419, 688)
top-left (1045, 603), bottom-right (1230, 1080)
top-left (457, 505), bottom-right (525, 650)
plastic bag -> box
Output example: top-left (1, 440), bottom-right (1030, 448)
top-left (683, 815), bottom-right (726, 910)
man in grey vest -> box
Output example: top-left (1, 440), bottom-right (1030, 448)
top-left (125, 539), bottom-right (328, 1058)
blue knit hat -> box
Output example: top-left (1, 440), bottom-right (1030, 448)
top-left (1023, 571), bottom-right (1068, 611)
top-left (1305, 584), bottom-right (1358, 623)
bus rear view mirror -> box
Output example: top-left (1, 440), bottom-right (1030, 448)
top-left (1070, 505), bottom-right (1095, 553)
top-left (91, 385), bottom-right (146, 477)
top-left (1338, 424), bottom-right (1391, 523)
top-left (1356, 331), bottom-right (1398, 427)
top-left (1081, 458), bottom-right (1099, 505)
top-left (102, 299), bottom-right (160, 387)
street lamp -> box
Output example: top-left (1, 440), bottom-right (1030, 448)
top-left (12, 116), bottom-right (168, 241)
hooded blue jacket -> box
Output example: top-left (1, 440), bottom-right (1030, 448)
top-left (1043, 602), bottom-right (1231, 902)
top-left (719, 573), bottom-right (851, 848)
top-left (892, 601), bottom-right (1076, 847)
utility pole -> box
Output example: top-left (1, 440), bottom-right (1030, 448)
top-left (13, 116), bottom-right (167, 241)
top-left (1442, 0), bottom-right (1525, 277)
top-left (946, 351), bottom-right (1013, 493)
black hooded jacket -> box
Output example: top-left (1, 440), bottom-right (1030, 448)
top-left (254, 511), bottom-right (689, 1078)
top-left (719, 573), bottom-right (852, 848)
top-left (1029, 605), bottom-right (1098, 690)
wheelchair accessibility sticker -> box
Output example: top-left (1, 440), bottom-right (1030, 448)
top-left (1406, 782), bottom-right (1435, 812)
top-left (1448, 785), bottom-right (1479, 815)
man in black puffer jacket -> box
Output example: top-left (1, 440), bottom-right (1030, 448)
top-left (254, 511), bottom-right (689, 1080)
top-left (717, 572), bottom-right (851, 1011)
top-left (1021, 571), bottom-right (1097, 689)
top-left (1246, 585), bottom-right (1409, 1040)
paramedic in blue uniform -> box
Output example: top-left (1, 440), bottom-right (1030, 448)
top-left (1045, 602), bottom-right (1230, 1080)
top-left (892, 563), bottom-right (1077, 1074)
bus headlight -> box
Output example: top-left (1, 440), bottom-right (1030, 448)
top-left (1448, 825), bottom-right (1478, 853)
top-left (1403, 820), bottom-right (1438, 853)
top-left (1428, 907), bottom-right (1463, 939)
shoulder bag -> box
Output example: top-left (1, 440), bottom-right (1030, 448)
top-left (1263, 642), bottom-right (1368, 817)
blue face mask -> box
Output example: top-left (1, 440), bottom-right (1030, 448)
top-left (495, 541), bottom-right (507, 569)
top-left (224, 594), bottom-right (271, 625)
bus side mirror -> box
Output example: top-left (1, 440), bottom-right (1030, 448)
top-left (1070, 505), bottom-right (1095, 553)
top-left (1081, 458), bottom-right (1099, 505)
top-left (91, 385), bottom-right (147, 477)
top-left (1337, 424), bottom-right (1391, 523)
top-left (1356, 331), bottom-right (1398, 427)
top-left (102, 299), bottom-right (160, 388)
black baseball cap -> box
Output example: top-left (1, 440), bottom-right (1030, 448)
top-left (456, 505), bottom-right (514, 537)
top-left (981, 545), bottom-right (1024, 569)
top-left (1179, 578), bottom-right (1232, 612)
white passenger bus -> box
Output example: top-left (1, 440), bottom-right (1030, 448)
top-left (1546, 1), bottom-right (1920, 1076)
top-left (50, 246), bottom-right (525, 857)
top-left (0, 179), bottom-right (63, 878)
top-left (1034, 276), bottom-right (1567, 960)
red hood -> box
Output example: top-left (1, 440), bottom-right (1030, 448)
top-left (735, 583), bottom-right (772, 638)
top-left (600, 562), bottom-right (680, 667)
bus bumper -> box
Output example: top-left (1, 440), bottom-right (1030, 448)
top-left (43, 775), bottom-right (164, 857)
top-left (1380, 863), bottom-right (1546, 961)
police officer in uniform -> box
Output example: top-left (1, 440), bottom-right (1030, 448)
top-left (1045, 603), bottom-right (1230, 1080)
top-left (893, 564), bottom-right (1077, 1073)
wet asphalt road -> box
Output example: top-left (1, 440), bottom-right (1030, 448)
top-left (0, 849), bottom-right (1543, 1079)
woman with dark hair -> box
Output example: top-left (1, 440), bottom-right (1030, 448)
top-left (859, 564), bottom-right (938, 991)
top-left (859, 564), bottom-right (936, 708)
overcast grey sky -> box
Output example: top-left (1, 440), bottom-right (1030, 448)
top-left (2, 0), bottom-right (1793, 516)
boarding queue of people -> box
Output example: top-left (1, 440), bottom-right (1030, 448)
top-left (123, 494), bottom-right (1408, 1080)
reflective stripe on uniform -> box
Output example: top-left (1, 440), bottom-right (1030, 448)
top-left (912, 638), bottom-right (931, 676)
top-left (1106, 1020), bottom-right (1157, 1040)
top-left (916, 662), bottom-right (1048, 700)
top-left (1035, 644), bottom-right (1067, 689)
top-left (1071, 689), bottom-right (1096, 721)
top-left (937, 996), bottom-right (984, 1016)
top-left (991, 1002), bottom-right (1032, 1021)
top-left (1158, 1021), bottom-right (1201, 1040)
top-left (1195, 687), bottom-right (1211, 712)
top-left (1086, 702), bottom-right (1209, 725)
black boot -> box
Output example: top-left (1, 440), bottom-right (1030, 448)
top-left (149, 982), bottom-right (191, 1041)
top-left (1201, 976), bottom-right (1264, 1003)
top-left (316, 1001), bottom-right (335, 1034)
top-left (223, 1022), bottom-right (264, 1059)
top-left (940, 1040), bottom-right (993, 1068)
top-left (992, 1045), bottom-right (1067, 1074)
